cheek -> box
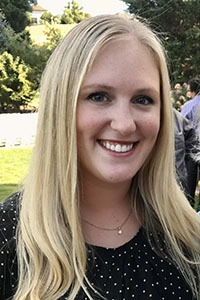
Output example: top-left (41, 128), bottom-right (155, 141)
top-left (76, 109), bottom-right (91, 137)
top-left (77, 105), bottom-right (107, 136)
top-left (76, 110), bottom-right (104, 152)
top-left (142, 115), bottom-right (160, 138)
top-left (77, 115), bottom-right (100, 137)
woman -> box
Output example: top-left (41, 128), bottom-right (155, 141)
top-left (0, 14), bottom-right (200, 300)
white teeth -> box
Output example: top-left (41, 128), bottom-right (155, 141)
top-left (102, 142), bottom-right (133, 153)
top-left (115, 144), bottom-right (121, 152)
top-left (121, 145), bottom-right (127, 152)
top-left (110, 144), bottom-right (115, 151)
top-left (106, 142), bottom-right (111, 149)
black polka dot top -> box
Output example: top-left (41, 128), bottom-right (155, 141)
top-left (0, 193), bottom-right (194, 300)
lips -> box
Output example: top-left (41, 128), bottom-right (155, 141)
top-left (99, 140), bottom-right (134, 153)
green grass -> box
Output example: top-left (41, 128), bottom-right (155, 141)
top-left (26, 24), bottom-right (76, 44)
top-left (0, 147), bottom-right (32, 202)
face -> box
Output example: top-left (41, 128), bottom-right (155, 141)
top-left (77, 38), bottom-right (160, 186)
top-left (186, 85), bottom-right (192, 98)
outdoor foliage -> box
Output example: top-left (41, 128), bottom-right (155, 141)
top-left (0, 1), bottom-right (92, 113)
top-left (0, 52), bottom-right (34, 113)
top-left (61, 0), bottom-right (90, 24)
top-left (122, 0), bottom-right (200, 84)
top-left (171, 83), bottom-right (190, 111)
top-left (0, 13), bottom-right (62, 112)
top-left (41, 11), bottom-right (56, 24)
top-left (43, 23), bottom-right (62, 49)
top-left (0, 0), bottom-right (36, 32)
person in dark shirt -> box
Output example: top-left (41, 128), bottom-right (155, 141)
top-left (181, 78), bottom-right (200, 206)
top-left (173, 108), bottom-right (199, 207)
top-left (1, 15), bottom-right (200, 300)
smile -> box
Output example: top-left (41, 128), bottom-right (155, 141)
top-left (100, 141), bottom-right (134, 153)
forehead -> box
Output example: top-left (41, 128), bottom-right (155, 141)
top-left (82, 38), bottom-right (160, 93)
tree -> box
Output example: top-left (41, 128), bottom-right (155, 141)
top-left (43, 23), bottom-right (62, 50)
top-left (0, 14), bottom-right (41, 90)
top-left (122, 0), bottom-right (200, 83)
top-left (0, 11), bottom-right (69, 113)
top-left (40, 11), bottom-right (62, 25)
top-left (0, 0), bottom-right (36, 32)
top-left (0, 14), bottom-right (55, 109)
top-left (40, 11), bottom-right (54, 24)
top-left (61, 0), bottom-right (90, 24)
top-left (0, 52), bottom-right (34, 113)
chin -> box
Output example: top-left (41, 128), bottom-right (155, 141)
top-left (102, 171), bottom-right (137, 185)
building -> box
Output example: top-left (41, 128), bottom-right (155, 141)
top-left (31, 5), bottom-right (47, 24)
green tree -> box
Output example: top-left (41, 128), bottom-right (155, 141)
top-left (41, 12), bottom-right (61, 25)
top-left (43, 23), bottom-right (62, 50)
top-left (122, 0), bottom-right (200, 83)
top-left (40, 11), bottom-right (54, 24)
top-left (0, 52), bottom-right (34, 113)
top-left (0, 0), bottom-right (36, 32)
top-left (0, 13), bottom-right (68, 113)
top-left (0, 15), bottom-right (54, 107)
top-left (0, 15), bottom-right (43, 90)
top-left (61, 0), bottom-right (90, 24)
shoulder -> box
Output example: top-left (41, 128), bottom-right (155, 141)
top-left (173, 109), bottom-right (184, 131)
top-left (193, 94), bottom-right (200, 101)
top-left (181, 99), bottom-right (191, 111)
top-left (182, 99), bottom-right (192, 109)
top-left (0, 192), bottom-right (20, 233)
top-left (0, 192), bottom-right (20, 250)
top-left (0, 192), bottom-right (20, 298)
top-left (0, 191), bottom-right (20, 214)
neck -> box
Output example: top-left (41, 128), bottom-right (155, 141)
top-left (79, 173), bottom-right (132, 211)
top-left (79, 175), bottom-right (141, 248)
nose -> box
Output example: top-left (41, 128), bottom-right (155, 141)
top-left (110, 104), bottom-right (136, 136)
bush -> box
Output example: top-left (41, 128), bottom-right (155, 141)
top-left (0, 52), bottom-right (35, 113)
top-left (171, 83), bottom-right (190, 111)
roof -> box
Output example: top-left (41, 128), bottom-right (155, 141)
top-left (32, 5), bottom-right (47, 12)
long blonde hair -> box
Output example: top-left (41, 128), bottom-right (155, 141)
top-left (15, 15), bottom-right (200, 299)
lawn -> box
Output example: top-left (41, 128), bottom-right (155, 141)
top-left (26, 24), bottom-right (76, 44)
top-left (0, 147), bottom-right (33, 202)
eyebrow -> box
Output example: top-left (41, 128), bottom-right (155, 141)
top-left (80, 84), bottom-right (160, 98)
top-left (80, 84), bottom-right (114, 91)
top-left (133, 87), bottom-right (160, 98)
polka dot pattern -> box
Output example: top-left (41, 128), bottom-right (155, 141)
top-left (79, 231), bottom-right (193, 300)
top-left (0, 193), bottom-right (19, 299)
top-left (0, 194), bottom-right (193, 299)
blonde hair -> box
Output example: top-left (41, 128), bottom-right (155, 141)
top-left (15, 15), bottom-right (200, 299)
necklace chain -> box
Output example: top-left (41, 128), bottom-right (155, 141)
top-left (82, 210), bottom-right (132, 235)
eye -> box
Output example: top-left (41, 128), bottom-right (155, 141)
top-left (87, 92), bottom-right (109, 103)
top-left (133, 96), bottom-right (154, 105)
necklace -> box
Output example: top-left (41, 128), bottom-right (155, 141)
top-left (82, 210), bottom-right (132, 235)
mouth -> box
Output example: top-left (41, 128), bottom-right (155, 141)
top-left (99, 140), bottom-right (135, 153)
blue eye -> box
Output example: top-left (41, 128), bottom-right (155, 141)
top-left (88, 92), bottom-right (108, 103)
top-left (134, 96), bottom-right (154, 105)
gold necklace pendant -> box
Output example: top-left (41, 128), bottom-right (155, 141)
top-left (82, 210), bottom-right (132, 235)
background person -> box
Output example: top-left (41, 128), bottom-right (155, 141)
top-left (173, 108), bottom-right (199, 207)
top-left (181, 77), bottom-right (200, 136)
top-left (0, 15), bottom-right (200, 300)
top-left (181, 78), bottom-right (200, 208)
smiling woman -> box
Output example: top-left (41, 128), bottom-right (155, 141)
top-left (0, 14), bottom-right (200, 300)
